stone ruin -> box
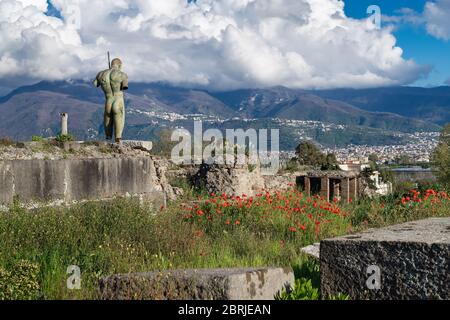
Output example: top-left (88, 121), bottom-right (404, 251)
top-left (297, 170), bottom-right (360, 203)
top-left (0, 140), bottom-right (178, 209)
top-left (99, 267), bottom-right (295, 300)
top-left (320, 218), bottom-right (450, 300)
top-left (190, 161), bottom-right (266, 196)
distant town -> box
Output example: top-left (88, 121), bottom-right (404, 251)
top-left (279, 131), bottom-right (440, 165)
top-left (324, 132), bottom-right (439, 164)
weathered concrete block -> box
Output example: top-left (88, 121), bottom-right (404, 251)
top-left (0, 157), bottom-right (171, 207)
top-left (122, 140), bottom-right (153, 152)
top-left (320, 218), bottom-right (450, 300)
top-left (99, 267), bottom-right (294, 300)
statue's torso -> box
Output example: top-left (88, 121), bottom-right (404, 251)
top-left (95, 68), bottom-right (129, 98)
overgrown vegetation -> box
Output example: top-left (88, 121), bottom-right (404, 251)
top-left (0, 184), bottom-right (448, 300)
top-left (0, 137), bottom-right (15, 147)
top-left (431, 123), bottom-right (450, 189)
top-left (55, 134), bottom-right (75, 142)
top-left (294, 140), bottom-right (339, 170)
top-left (31, 136), bottom-right (44, 142)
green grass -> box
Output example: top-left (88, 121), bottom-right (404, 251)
top-left (0, 198), bottom-right (316, 299)
top-left (0, 186), bottom-right (449, 300)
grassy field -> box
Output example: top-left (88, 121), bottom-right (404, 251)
top-left (0, 184), bottom-right (449, 300)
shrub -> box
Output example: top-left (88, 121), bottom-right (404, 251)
top-left (328, 293), bottom-right (350, 300)
top-left (0, 260), bottom-right (40, 300)
top-left (276, 278), bottom-right (319, 300)
top-left (31, 136), bottom-right (44, 142)
top-left (0, 137), bottom-right (14, 147)
top-left (55, 134), bottom-right (74, 142)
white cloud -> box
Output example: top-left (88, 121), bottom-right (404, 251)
top-left (0, 0), bottom-right (430, 91)
top-left (424, 0), bottom-right (450, 41)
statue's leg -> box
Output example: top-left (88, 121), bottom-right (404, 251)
top-left (104, 100), bottom-right (113, 140)
top-left (112, 97), bottom-right (125, 142)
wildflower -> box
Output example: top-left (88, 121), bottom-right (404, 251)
top-left (194, 230), bottom-right (204, 237)
top-left (235, 220), bottom-right (241, 225)
top-left (289, 227), bottom-right (297, 232)
top-left (196, 210), bottom-right (204, 216)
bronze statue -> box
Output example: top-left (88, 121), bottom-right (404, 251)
top-left (93, 58), bottom-right (129, 143)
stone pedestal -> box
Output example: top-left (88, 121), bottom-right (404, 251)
top-left (122, 140), bottom-right (153, 152)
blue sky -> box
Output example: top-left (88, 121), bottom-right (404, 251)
top-left (344, 0), bottom-right (449, 87)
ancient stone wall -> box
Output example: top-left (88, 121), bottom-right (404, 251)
top-left (0, 157), bottom-right (173, 207)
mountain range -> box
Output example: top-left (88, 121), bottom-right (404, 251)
top-left (0, 80), bottom-right (448, 149)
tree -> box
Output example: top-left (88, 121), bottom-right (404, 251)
top-left (395, 154), bottom-right (412, 165)
top-left (431, 123), bottom-right (450, 189)
top-left (295, 141), bottom-right (325, 167)
top-left (368, 153), bottom-right (379, 163)
top-left (295, 140), bottom-right (339, 170)
top-left (321, 153), bottom-right (339, 170)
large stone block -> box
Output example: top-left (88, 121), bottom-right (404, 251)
top-left (320, 218), bottom-right (450, 300)
top-left (0, 157), bottom-right (170, 207)
top-left (99, 267), bottom-right (294, 300)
